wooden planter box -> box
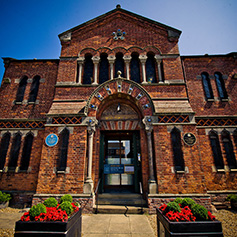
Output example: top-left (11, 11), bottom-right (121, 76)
top-left (157, 208), bottom-right (223, 237)
top-left (0, 201), bottom-right (9, 209)
top-left (231, 201), bottom-right (237, 211)
top-left (14, 209), bottom-right (82, 237)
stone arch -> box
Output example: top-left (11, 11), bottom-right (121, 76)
top-left (85, 76), bottom-right (155, 118)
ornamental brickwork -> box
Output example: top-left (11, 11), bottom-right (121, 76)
top-left (0, 6), bottom-right (236, 211)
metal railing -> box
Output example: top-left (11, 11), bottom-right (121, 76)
top-left (139, 182), bottom-right (144, 214)
top-left (94, 178), bottom-right (101, 214)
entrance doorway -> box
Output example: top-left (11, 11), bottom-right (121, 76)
top-left (99, 131), bottom-right (141, 193)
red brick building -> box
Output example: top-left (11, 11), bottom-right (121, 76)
top-left (0, 5), bottom-right (236, 213)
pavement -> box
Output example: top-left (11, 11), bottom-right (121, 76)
top-left (0, 211), bottom-right (156, 236)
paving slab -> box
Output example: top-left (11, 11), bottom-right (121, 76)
top-left (82, 214), bottom-right (155, 236)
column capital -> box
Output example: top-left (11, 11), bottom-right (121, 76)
top-left (142, 117), bottom-right (153, 133)
top-left (77, 56), bottom-right (85, 64)
top-left (87, 117), bottom-right (98, 135)
top-left (107, 55), bottom-right (116, 64)
top-left (123, 55), bottom-right (132, 63)
top-left (154, 56), bottom-right (162, 64)
top-left (92, 56), bottom-right (100, 64)
top-left (139, 55), bottom-right (148, 64)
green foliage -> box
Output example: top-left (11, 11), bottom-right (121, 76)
top-left (174, 197), bottom-right (183, 204)
top-left (60, 194), bottom-right (72, 204)
top-left (43, 197), bottom-right (58, 207)
top-left (181, 198), bottom-right (196, 208)
top-left (226, 194), bottom-right (237, 202)
top-left (58, 201), bottom-right (73, 216)
top-left (29, 204), bottom-right (47, 218)
top-left (0, 191), bottom-right (11, 203)
top-left (165, 201), bottom-right (181, 214)
top-left (191, 204), bottom-right (208, 221)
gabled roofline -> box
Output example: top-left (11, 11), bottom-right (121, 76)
top-left (58, 5), bottom-right (181, 40)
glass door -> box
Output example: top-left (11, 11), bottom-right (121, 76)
top-left (103, 133), bottom-right (136, 192)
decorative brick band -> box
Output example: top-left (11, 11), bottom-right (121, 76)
top-left (158, 115), bottom-right (189, 123)
top-left (0, 120), bottom-right (45, 129)
top-left (52, 116), bottom-right (82, 125)
top-left (196, 118), bottom-right (237, 126)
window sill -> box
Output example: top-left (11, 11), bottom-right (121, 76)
top-left (206, 98), bottom-right (214, 102)
top-left (15, 101), bottom-right (22, 105)
top-left (220, 98), bottom-right (229, 102)
top-left (175, 170), bottom-right (185, 174)
top-left (216, 169), bottom-right (225, 172)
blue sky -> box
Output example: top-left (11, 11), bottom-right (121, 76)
top-left (0, 0), bottom-right (236, 84)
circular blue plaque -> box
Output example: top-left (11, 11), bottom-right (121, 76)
top-left (45, 134), bottom-right (58, 147)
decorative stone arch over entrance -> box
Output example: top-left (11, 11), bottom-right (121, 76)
top-left (84, 72), bottom-right (155, 118)
top-left (83, 73), bottom-right (158, 195)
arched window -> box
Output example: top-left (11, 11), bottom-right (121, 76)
top-left (58, 128), bottom-right (70, 171)
top-left (234, 129), bottom-right (237, 149)
top-left (146, 53), bottom-right (157, 83)
top-left (28, 75), bottom-right (40, 102)
top-left (214, 72), bottom-right (228, 100)
top-left (83, 54), bottom-right (94, 84)
top-left (209, 130), bottom-right (224, 169)
top-left (171, 127), bottom-right (185, 171)
top-left (8, 132), bottom-right (22, 171)
top-left (0, 132), bottom-right (11, 170)
top-left (130, 52), bottom-right (140, 83)
top-left (99, 53), bottom-right (109, 84)
top-left (114, 53), bottom-right (124, 77)
top-left (221, 130), bottom-right (237, 169)
top-left (20, 133), bottom-right (34, 171)
top-left (16, 76), bottom-right (28, 102)
top-left (201, 72), bottom-right (213, 100)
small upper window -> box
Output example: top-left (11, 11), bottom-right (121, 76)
top-left (130, 52), bottom-right (141, 83)
top-left (57, 128), bottom-right (70, 171)
top-left (19, 133), bottom-right (34, 171)
top-left (8, 132), bottom-right (22, 171)
top-left (146, 53), bottom-right (157, 83)
top-left (83, 54), bottom-right (94, 84)
top-left (201, 72), bottom-right (213, 100)
top-left (115, 53), bottom-right (124, 77)
top-left (28, 75), bottom-right (40, 102)
top-left (171, 127), bottom-right (185, 171)
top-left (16, 76), bottom-right (28, 102)
top-left (214, 72), bottom-right (228, 100)
top-left (0, 132), bottom-right (11, 170)
top-left (221, 130), bottom-right (236, 169)
top-left (99, 53), bottom-right (109, 84)
top-left (209, 130), bottom-right (224, 170)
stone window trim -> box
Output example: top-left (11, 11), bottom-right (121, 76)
top-left (171, 166), bottom-right (189, 174)
top-left (53, 167), bottom-right (70, 174)
top-left (0, 130), bottom-right (38, 138)
top-left (0, 166), bottom-right (32, 173)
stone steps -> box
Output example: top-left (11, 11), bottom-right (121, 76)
top-left (94, 193), bottom-right (148, 214)
top-left (93, 205), bottom-right (149, 214)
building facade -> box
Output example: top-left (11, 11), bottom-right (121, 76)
top-left (0, 5), bottom-right (236, 213)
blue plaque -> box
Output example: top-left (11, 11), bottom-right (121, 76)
top-left (45, 134), bottom-right (58, 147)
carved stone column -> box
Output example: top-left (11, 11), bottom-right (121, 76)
top-left (123, 55), bottom-right (132, 80)
top-left (83, 118), bottom-right (98, 194)
top-left (142, 117), bottom-right (158, 194)
top-left (139, 55), bottom-right (148, 84)
top-left (92, 56), bottom-right (100, 85)
top-left (77, 56), bottom-right (85, 84)
top-left (155, 55), bottom-right (163, 83)
top-left (108, 55), bottom-right (116, 80)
